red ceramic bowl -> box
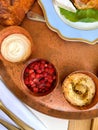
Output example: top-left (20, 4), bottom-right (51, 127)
top-left (22, 58), bottom-right (58, 96)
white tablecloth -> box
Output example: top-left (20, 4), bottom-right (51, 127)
top-left (0, 78), bottom-right (69, 130)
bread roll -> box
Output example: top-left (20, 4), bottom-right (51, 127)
top-left (62, 73), bottom-right (95, 106)
top-left (73, 0), bottom-right (98, 9)
top-left (0, 0), bottom-right (35, 26)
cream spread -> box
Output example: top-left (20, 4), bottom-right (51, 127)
top-left (1, 34), bottom-right (31, 62)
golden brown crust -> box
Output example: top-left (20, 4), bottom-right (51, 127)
top-left (62, 73), bottom-right (95, 106)
top-left (0, 0), bottom-right (35, 26)
top-left (73, 0), bottom-right (98, 9)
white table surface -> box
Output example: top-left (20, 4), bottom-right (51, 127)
top-left (0, 78), bottom-right (69, 130)
top-left (28, 107), bottom-right (69, 130)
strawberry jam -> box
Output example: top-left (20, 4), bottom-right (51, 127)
top-left (23, 59), bottom-right (57, 96)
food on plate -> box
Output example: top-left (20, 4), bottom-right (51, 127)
top-left (73, 0), bottom-right (98, 9)
top-left (0, 26), bottom-right (33, 62)
top-left (62, 72), bottom-right (95, 106)
top-left (23, 59), bottom-right (57, 96)
top-left (54, 0), bottom-right (76, 12)
top-left (54, 0), bottom-right (98, 23)
top-left (0, 0), bottom-right (35, 26)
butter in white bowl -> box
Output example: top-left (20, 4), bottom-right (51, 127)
top-left (1, 34), bottom-right (32, 63)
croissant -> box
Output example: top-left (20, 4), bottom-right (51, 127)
top-left (0, 0), bottom-right (35, 26)
top-left (73, 0), bottom-right (98, 9)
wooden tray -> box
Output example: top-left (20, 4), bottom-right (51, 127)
top-left (0, 2), bottom-right (98, 119)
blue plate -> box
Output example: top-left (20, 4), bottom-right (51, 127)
top-left (38, 0), bottom-right (98, 44)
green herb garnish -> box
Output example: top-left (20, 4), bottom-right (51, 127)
top-left (59, 7), bottom-right (98, 22)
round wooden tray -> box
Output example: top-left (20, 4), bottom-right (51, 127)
top-left (0, 2), bottom-right (98, 119)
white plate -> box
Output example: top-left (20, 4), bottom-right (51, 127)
top-left (54, 3), bottom-right (98, 31)
top-left (38, 0), bottom-right (98, 44)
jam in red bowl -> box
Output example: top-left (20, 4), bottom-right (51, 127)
top-left (23, 59), bottom-right (58, 96)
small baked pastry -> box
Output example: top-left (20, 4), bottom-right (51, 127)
top-left (0, 26), bottom-right (33, 63)
top-left (73, 0), bottom-right (98, 9)
top-left (0, 0), bottom-right (35, 26)
top-left (62, 72), bottom-right (95, 106)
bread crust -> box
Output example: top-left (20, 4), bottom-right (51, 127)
top-left (0, 0), bottom-right (35, 26)
top-left (62, 73), bottom-right (95, 106)
top-left (73, 0), bottom-right (98, 9)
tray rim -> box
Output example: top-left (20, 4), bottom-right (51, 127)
top-left (1, 58), bottom-right (98, 119)
top-left (0, 3), bottom-right (98, 119)
top-left (0, 69), bottom-right (98, 119)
